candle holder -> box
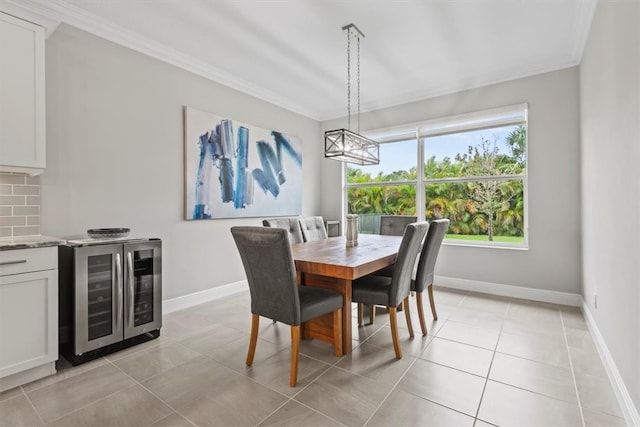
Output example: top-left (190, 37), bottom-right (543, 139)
top-left (345, 214), bottom-right (359, 247)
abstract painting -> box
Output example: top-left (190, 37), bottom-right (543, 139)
top-left (184, 107), bottom-right (303, 219)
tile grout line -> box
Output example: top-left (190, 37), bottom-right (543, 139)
top-left (321, 303), bottom-right (429, 426)
top-left (361, 347), bottom-right (423, 426)
top-left (471, 298), bottom-right (509, 424)
top-left (412, 289), bottom-right (488, 422)
top-left (41, 382), bottom-right (141, 425)
top-left (251, 357), bottom-right (348, 427)
top-left (560, 310), bottom-right (586, 427)
top-left (361, 311), bottom-right (458, 427)
top-left (15, 388), bottom-right (46, 427)
top-left (288, 400), bottom-right (350, 427)
top-left (164, 329), bottom-right (337, 425)
top-left (167, 314), bottom-right (347, 416)
top-left (105, 356), bottom-right (200, 427)
top-left (19, 361), bottom-right (117, 424)
top-left (282, 346), bottom-right (354, 427)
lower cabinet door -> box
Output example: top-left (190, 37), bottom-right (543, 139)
top-left (0, 269), bottom-right (58, 378)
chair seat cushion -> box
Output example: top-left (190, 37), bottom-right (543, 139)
top-left (298, 286), bottom-right (343, 324)
top-left (352, 275), bottom-right (393, 306)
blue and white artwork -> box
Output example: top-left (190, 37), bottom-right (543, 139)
top-left (184, 107), bottom-right (303, 220)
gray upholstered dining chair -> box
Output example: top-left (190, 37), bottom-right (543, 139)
top-left (413, 219), bottom-right (449, 335)
top-left (262, 217), bottom-right (304, 244)
top-left (299, 216), bottom-right (328, 242)
top-left (379, 215), bottom-right (417, 236)
top-left (366, 215), bottom-right (418, 323)
top-left (231, 226), bottom-right (343, 387)
top-left (352, 221), bottom-right (429, 359)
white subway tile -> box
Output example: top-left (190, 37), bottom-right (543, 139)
top-left (0, 216), bottom-right (26, 227)
top-left (13, 226), bottom-right (40, 236)
top-left (13, 185), bottom-right (40, 196)
top-left (0, 195), bottom-right (26, 206)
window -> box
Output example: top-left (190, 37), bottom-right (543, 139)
top-left (345, 104), bottom-right (527, 247)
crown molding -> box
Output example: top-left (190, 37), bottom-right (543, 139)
top-left (0, 0), bottom-right (321, 120)
top-left (0, 0), bottom-right (60, 37)
top-left (321, 56), bottom-right (581, 122)
top-left (1, 0), bottom-right (598, 123)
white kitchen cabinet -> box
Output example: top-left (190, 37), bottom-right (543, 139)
top-left (0, 246), bottom-right (58, 392)
top-left (0, 12), bottom-right (46, 175)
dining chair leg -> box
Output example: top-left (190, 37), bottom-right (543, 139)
top-left (428, 283), bottom-right (438, 320)
top-left (290, 325), bottom-right (300, 387)
top-left (357, 303), bottom-right (363, 325)
top-left (416, 291), bottom-right (428, 336)
top-left (246, 313), bottom-right (259, 366)
top-left (369, 305), bottom-right (376, 324)
top-left (333, 308), bottom-right (343, 356)
top-left (403, 297), bottom-right (414, 338)
top-left (388, 307), bottom-right (403, 359)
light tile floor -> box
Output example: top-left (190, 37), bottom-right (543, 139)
top-left (0, 287), bottom-right (628, 426)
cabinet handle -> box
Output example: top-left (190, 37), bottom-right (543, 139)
top-left (0, 259), bottom-right (27, 266)
top-left (127, 252), bottom-right (134, 328)
top-left (115, 253), bottom-right (122, 333)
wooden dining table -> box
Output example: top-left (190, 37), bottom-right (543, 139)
top-left (291, 234), bottom-right (403, 354)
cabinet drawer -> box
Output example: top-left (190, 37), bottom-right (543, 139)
top-left (0, 247), bottom-right (57, 276)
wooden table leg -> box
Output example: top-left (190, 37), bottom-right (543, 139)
top-left (299, 273), bottom-right (352, 354)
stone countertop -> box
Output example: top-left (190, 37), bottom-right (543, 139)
top-left (0, 235), bottom-right (66, 251)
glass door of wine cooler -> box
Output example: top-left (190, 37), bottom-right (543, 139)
top-left (124, 240), bottom-right (162, 339)
top-left (74, 244), bottom-right (123, 354)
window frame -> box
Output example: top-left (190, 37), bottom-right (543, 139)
top-left (343, 103), bottom-right (528, 249)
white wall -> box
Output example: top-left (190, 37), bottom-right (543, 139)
top-left (322, 68), bottom-right (582, 297)
top-left (580, 0), bottom-right (640, 413)
top-left (40, 24), bottom-right (322, 300)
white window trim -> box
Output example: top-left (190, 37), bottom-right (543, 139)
top-left (365, 103), bottom-right (528, 141)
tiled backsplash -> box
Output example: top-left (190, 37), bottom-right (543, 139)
top-left (0, 173), bottom-right (41, 237)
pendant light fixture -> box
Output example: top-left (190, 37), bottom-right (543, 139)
top-left (324, 24), bottom-right (380, 166)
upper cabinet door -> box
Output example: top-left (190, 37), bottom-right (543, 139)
top-left (0, 12), bottom-right (45, 175)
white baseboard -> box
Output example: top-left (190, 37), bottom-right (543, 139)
top-left (581, 301), bottom-right (640, 426)
top-left (434, 275), bottom-right (582, 307)
top-left (162, 280), bottom-right (247, 314)
top-left (162, 276), bottom-right (581, 315)
top-left (0, 362), bottom-right (56, 393)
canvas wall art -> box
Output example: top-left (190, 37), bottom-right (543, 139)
top-left (184, 107), bottom-right (303, 220)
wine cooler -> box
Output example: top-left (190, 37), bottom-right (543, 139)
top-left (58, 238), bottom-right (161, 365)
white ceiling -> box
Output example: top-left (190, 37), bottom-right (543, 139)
top-left (3, 0), bottom-right (597, 121)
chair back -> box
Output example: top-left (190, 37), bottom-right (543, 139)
top-left (379, 215), bottom-right (417, 236)
top-left (389, 221), bottom-right (429, 306)
top-left (299, 216), bottom-right (328, 241)
top-left (414, 219), bottom-right (449, 292)
top-left (231, 226), bottom-right (301, 325)
top-left (262, 217), bottom-right (304, 244)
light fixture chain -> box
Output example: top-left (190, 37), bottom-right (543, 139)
top-left (346, 27), bottom-right (351, 131)
top-left (357, 32), bottom-right (361, 134)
